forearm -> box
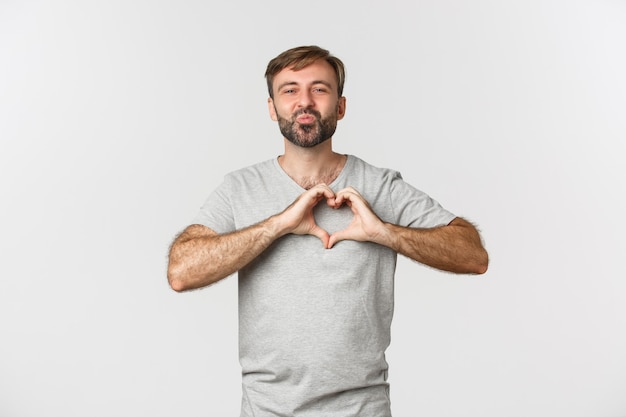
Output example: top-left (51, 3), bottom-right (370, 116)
top-left (167, 218), bottom-right (283, 292)
top-left (380, 217), bottom-right (489, 274)
top-left (168, 184), bottom-right (339, 291)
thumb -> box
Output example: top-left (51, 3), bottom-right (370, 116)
top-left (309, 225), bottom-right (331, 248)
top-left (328, 229), bottom-right (349, 249)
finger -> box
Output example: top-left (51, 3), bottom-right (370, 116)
top-left (311, 183), bottom-right (335, 197)
top-left (304, 184), bottom-right (338, 208)
top-left (308, 185), bottom-right (337, 205)
top-left (334, 188), bottom-right (361, 206)
top-left (295, 186), bottom-right (334, 211)
top-left (333, 192), bottom-right (348, 207)
top-left (309, 225), bottom-right (331, 248)
top-left (327, 233), bottom-right (338, 249)
top-left (328, 229), bottom-right (351, 249)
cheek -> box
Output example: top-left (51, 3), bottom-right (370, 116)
top-left (277, 106), bottom-right (298, 121)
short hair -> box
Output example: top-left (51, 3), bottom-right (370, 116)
top-left (264, 45), bottom-right (346, 99)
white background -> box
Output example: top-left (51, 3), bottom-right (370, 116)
top-left (1, 1), bottom-right (625, 416)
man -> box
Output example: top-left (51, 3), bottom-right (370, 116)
top-left (168, 45), bottom-right (488, 417)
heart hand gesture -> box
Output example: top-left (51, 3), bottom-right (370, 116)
top-left (277, 183), bottom-right (337, 248)
top-left (277, 185), bottom-right (386, 249)
top-left (327, 187), bottom-right (387, 249)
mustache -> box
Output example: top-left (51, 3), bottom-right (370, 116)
top-left (293, 108), bottom-right (322, 119)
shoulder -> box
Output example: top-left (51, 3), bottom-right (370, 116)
top-left (222, 158), bottom-right (277, 184)
top-left (226, 158), bottom-right (275, 176)
top-left (341, 155), bottom-right (408, 208)
top-left (346, 155), bottom-right (403, 182)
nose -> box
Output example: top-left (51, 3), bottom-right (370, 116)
top-left (297, 90), bottom-right (314, 108)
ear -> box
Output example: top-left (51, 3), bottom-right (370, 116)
top-left (268, 98), bottom-right (278, 121)
top-left (336, 96), bottom-right (347, 121)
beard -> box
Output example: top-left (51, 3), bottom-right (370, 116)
top-left (276, 106), bottom-right (338, 148)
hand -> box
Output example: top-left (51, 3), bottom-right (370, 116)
top-left (327, 186), bottom-right (386, 249)
top-left (277, 184), bottom-right (337, 247)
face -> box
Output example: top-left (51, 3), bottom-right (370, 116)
top-left (268, 60), bottom-right (346, 148)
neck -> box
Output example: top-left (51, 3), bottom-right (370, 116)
top-left (278, 139), bottom-right (347, 189)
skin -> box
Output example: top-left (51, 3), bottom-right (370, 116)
top-left (167, 60), bottom-right (488, 292)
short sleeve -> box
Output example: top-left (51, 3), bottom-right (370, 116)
top-left (388, 171), bottom-right (456, 228)
top-left (191, 175), bottom-right (236, 234)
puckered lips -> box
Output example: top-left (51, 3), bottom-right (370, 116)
top-left (295, 113), bottom-right (316, 125)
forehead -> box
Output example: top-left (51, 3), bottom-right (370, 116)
top-left (273, 59), bottom-right (338, 90)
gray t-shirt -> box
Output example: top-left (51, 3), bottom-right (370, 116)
top-left (193, 155), bottom-right (456, 417)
